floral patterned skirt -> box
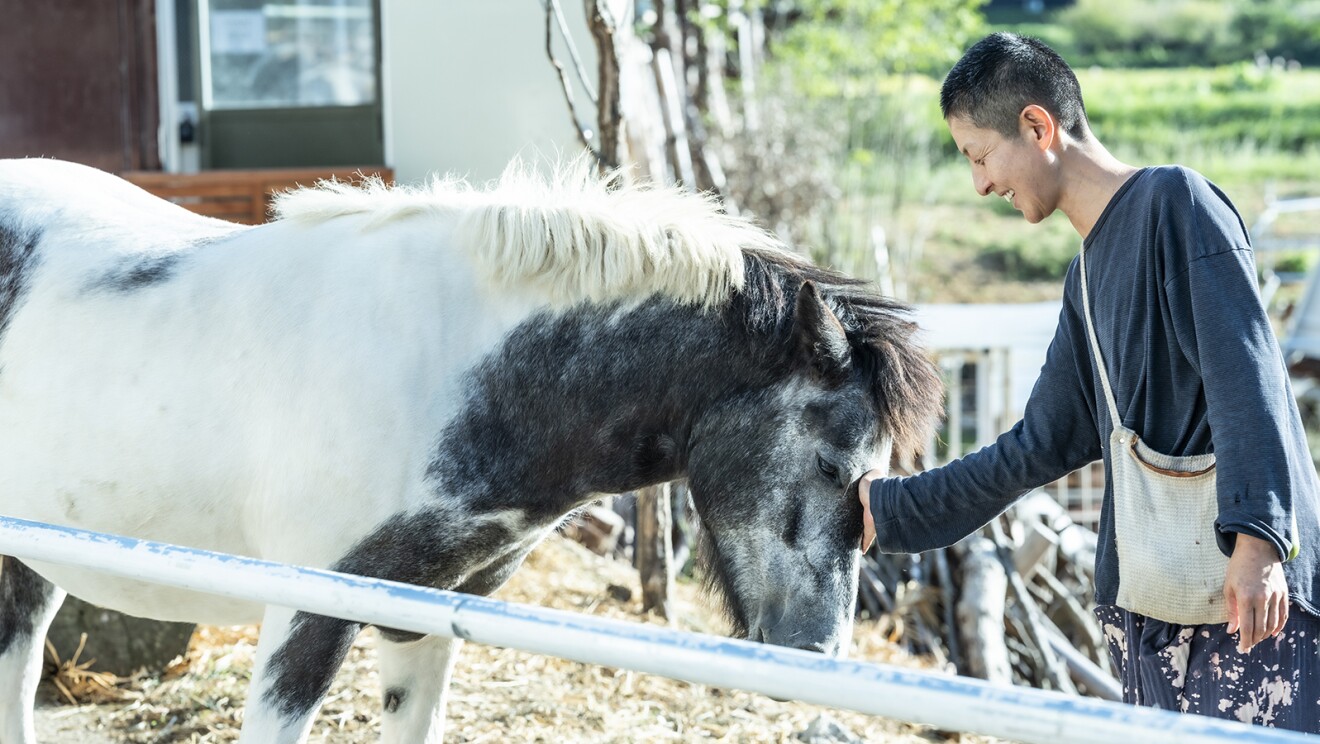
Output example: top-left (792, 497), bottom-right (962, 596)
top-left (1095, 604), bottom-right (1320, 732)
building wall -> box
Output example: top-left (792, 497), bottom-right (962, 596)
top-left (381, 0), bottom-right (599, 185)
top-left (1, 0), bottom-right (160, 172)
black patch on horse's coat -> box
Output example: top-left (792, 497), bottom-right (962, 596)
top-left (332, 506), bottom-right (518, 590)
top-left (384, 687), bottom-right (406, 713)
top-left (0, 556), bottom-right (58, 657)
top-left (627, 431), bottom-right (680, 486)
top-left (255, 242), bottom-right (942, 710)
top-left (263, 612), bottom-right (362, 718)
top-left (0, 219), bottom-right (42, 348)
top-left (321, 243), bottom-right (942, 669)
top-left (91, 254), bottom-right (183, 292)
top-left (413, 297), bottom-right (782, 635)
top-left (330, 506), bottom-right (529, 645)
top-left (424, 299), bottom-right (770, 523)
top-left (452, 551), bottom-right (526, 597)
top-left (410, 247), bottom-right (942, 638)
top-left (377, 627), bottom-right (425, 644)
top-left (371, 550), bottom-right (527, 645)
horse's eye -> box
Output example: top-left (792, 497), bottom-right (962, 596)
top-left (816, 454), bottom-right (840, 483)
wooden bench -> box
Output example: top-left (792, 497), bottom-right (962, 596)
top-left (120, 167), bottom-right (394, 225)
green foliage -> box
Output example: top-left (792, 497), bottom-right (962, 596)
top-left (1077, 65), bottom-right (1320, 157)
top-left (724, 1), bottom-right (986, 276)
top-left (1272, 252), bottom-right (1315, 276)
top-left (1039, 0), bottom-right (1320, 68)
top-left (764, 0), bottom-right (986, 95)
top-left (726, 78), bottom-right (952, 275)
top-left (728, 2), bottom-right (1320, 289)
top-left (919, 64), bottom-right (1320, 167)
top-left (930, 64), bottom-right (1320, 283)
top-left (1235, 1), bottom-right (1320, 65)
top-left (977, 230), bottom-right (1078, 282)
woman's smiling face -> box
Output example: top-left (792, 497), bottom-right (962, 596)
top-left (947, 110), bottom-right (1060, 224)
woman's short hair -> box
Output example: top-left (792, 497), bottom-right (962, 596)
top-left (940, 32), bottom-right (1090, 140)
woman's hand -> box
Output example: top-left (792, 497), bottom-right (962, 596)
top-left (857, 469), bottom-right (883, 552)
top-left (1225, 532), bottom-right (1290, 653)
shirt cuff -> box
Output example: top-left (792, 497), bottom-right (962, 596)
top-left (1216, 512), bottom-right (1297, 562)
top-left (869, 477), bottom-right (908, 554)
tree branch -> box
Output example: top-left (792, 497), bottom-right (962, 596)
top-left (586, 0), bottom-right (625, 172)
top-left (548, 0), bottom-right (598, 103)
top-left (544, 0), bottom-right (604, 161)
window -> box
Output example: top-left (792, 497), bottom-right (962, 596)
top-left (202, 0), bottom-right (377, 110)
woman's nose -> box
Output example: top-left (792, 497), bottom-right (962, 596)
top-left (972, 171), bottom-right (992, 197)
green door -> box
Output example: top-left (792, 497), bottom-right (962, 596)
top-left (198, 0), bottom-right (384, 169)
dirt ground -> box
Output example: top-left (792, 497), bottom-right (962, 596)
top-left (33, 536), bottom-right (1010, 743)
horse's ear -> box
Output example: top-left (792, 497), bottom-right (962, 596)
top-left (793, 281), bottom-right (852, 384)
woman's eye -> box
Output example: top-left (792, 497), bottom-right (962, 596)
top-left (816, 454), bottom-right (840, 482)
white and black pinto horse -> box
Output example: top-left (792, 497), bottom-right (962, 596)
top-left (0, 158), bottom-right (942, 743)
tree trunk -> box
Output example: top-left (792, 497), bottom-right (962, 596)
top-left (586, 0), bottom-right (626, 172)
top-left (635, 483), bottom-right (674, 619)
top-left (651, 48), bottom-right (696, 188)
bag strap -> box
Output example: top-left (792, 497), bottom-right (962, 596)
top-left (1078, 245), bottom-right (1124, 429)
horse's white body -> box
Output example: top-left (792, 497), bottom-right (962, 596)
top-left (0, 161), bottom-right (539, 626)
top-left (0, 157), bottom-right (788, 744)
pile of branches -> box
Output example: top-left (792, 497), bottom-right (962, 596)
top-left (859, 491), bottom-right (1120, 699)
top-left (568, 485), bottom-right (1120, 700)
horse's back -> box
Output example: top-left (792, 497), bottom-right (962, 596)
top-left (1, 158), bottom-right (244, 305)
top-left (0, 158), bottom-right (233, 236)
top-left (0, 161), bottom-right (536, 624)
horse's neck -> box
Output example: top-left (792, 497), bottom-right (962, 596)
top-left (429, 299), bottom-right (760, 520)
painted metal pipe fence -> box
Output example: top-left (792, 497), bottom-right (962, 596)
top-left (0, 515), bottom-right (1310, 744)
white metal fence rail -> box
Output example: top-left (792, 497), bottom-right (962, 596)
top-left (0, 515), bottom-right (1309, 744)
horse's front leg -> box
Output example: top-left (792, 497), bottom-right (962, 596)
top-left (239, 606), bottom-right (361, 744)
top-left (376, 632), bottom-right (462, 744)
top-left (373, 548), bottom-right (529, 743)
top-left (0, 557), bottom-right (66, 744)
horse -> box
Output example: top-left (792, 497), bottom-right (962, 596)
top-left (0, 157), bottom-right (942, 743)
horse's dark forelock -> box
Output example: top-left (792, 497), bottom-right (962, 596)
top-left (690, 249), bottom-right (943, 631)
top-left (731, 248), bottom-right (944, 458)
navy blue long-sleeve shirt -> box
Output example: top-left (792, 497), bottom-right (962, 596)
top-left (871, 166), bottom-right (1320, 616)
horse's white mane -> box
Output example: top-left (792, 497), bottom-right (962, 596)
top-left (272, 158), bottom-right (789, 307)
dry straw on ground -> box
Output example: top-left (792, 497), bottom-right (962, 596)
top-left (41, 536), bottom-right (1007, 743)
top-left (44, 635), bottom-right (126, 707)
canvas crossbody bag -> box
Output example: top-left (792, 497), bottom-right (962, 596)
top-left (1079, 245), bottom-right (1229, 625)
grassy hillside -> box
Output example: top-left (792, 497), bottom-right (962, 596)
top-left (794, 64), bottom-right (1320, 304)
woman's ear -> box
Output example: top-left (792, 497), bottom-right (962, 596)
top-left (1019, 104), bottom-right (1057, 151)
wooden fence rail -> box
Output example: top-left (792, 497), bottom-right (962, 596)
top-left (121, 167), bottom-right (393, 225)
